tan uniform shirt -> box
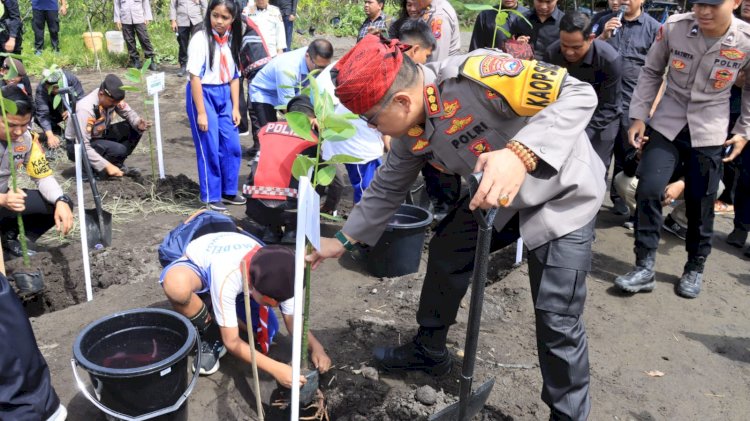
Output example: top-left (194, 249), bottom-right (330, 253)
top-left (114, 0), bottom-right (153, 25)
top-left (343, 51), bottom-right (606, 250)
top-left (170, 0), bottom-right (205, 27)
top-left (64, 90), bottom-right (143, 171)
top-left (0, 131), bottom-right (63, 203)
top-left (420, 0), bottom-right (461, 62)
top-left (630, 13), bottom-right (750, 146)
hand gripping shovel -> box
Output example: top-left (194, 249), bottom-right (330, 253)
top-left (430, 172), bottom-right (497, 421)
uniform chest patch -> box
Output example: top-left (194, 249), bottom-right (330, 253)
top-left (485, 89), bottom-right (498, 100)
top-left (412, 138), bottom-right (430, 152)
top-left (407, 125), bottom-right (424, 137)
top-left (431, 18), bottom-right (442, 39)
top-left (445, 115), bottom-right (474, 135)
top-left (441, 99), bottom-right (461, 119)
top-left (479, 56), bottom-right (524, 78)
top-left (720, 49), bottom-right (746, 60)
top-left (715, 69), bottom-right (734, 81)
top-left (714, 80), bottom-right (729, 89)
top-left (469, 139), bottom-right (491, 156)
top-left (671, 59), bottom-right (686, 70)
top-left (13, 145), bottom-right (26, 153)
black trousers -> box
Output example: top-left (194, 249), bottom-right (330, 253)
top-left (250, 102), bottom-right (278, 149)
top-left (733, 146), bottom-right (750, 231)
top-left (65, 121), bottom-right (142, 168)
top-left (0, 190), bottom-right (57, 242)
top-left (121, 23), bottom-right (154, 63)
top-left (245, 198), bottom-right (297, 232)
top-left (610, 112), bottom-right (634, 201)
top-left (0, 274), bottom-right (61, 420)
top-left (32, 9), bottom-right (59, 51)
top-left (418, 195), bottom-right (593, 420)
top-left (238, 77), bottom-right (249, 134)
top-left (176, 23), bottom-right (201, 67)
top-left (635, 127), bottom-right (723, 258)
top-left (421, 163), bottom-right (461, 208)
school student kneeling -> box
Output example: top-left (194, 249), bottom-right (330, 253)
top-left (160, 232), bottom-right (331, 387)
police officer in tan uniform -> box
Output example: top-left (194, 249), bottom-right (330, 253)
top-left (415, 0), bottom-right (460, 61)
top-left (615, 0), bottom-right (750, 298)
top-left (306, 35), bottom-right (604, 420)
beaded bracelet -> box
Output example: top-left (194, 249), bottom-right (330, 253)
top-left (507, 140), bottom-right (539, 173)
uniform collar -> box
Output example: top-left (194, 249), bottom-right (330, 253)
top-left (687, 15), bottom-right (740, 50)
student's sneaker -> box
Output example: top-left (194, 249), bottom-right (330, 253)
top-left (208, 201), bottom-right (227, 212)
top-left (663, 214), bottom-right (687, 241)
top-left (222, 193), bottom-right (247, 206)
top-left (193, 340), bottom-right (227, 375)
top-left (239, 130), bottom-right (251, 137)
top-left (46, 403), bottom-right (67, 421)
top-left (622, 214), bottom-right (636, 231)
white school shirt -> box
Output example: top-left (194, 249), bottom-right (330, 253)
top-left (244, 5), bottom-right (287, 56)
top-left (184, 232), bottom-right (294, 328)
top-left (186, 30), bottom-right (240, 85)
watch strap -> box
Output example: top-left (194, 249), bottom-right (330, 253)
top-left (334, 230), bottom-right (354, 252)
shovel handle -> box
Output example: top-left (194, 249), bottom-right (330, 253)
top-left (468, 172), bottom-right (498, 229)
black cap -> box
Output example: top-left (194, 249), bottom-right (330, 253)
top-left (249, 246), bottom-right (296, 302)
top-left (100, 74), bottom-right (125, 101)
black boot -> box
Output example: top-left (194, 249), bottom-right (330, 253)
top-left (372, 327), bottom-right (451, 376)
top-left (615, 248), bottom-right (656, 293)
top-left (726, 228), bottom-right (748, 248)
top-left (677, 256), bottom-right (705, 299)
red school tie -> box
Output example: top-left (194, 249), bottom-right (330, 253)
top-left (212, 30), bottom-right (231, 83)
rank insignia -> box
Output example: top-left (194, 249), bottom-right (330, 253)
top-left (715, 69), bottom-right (733, 81)
top-left (424, 84), bottom-right (442, 116)
top-left (469, 139), bottom-right (491, 157)
top-left (671, 59), bottom-right (686, 70)
top-left (13, 145), bottom-right (27, 153)
top-left (440, 99), bottom-right (461, 120)
top-left (485, 89), bottom-right (498, 100)
top-left (655, 25), bottom-right (664, 42)
top-left (431, 18), bottom-right (442, 39)
top-left (407, 125), bottom-right (424, 137)
top-left (412, 138), bottom-right (430, 152)
top-left (479, 56), bottom-right (524, 78)
top-left (444, 115), bottom-right (474, 135)
top-left (720, 49), bottom-right (746, 60)
top-left (714, 80), bottom-right (729, 90)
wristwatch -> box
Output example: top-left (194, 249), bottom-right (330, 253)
top-left (55, 194), bottom-right (73, 208)
top-left (334, 230), bottom-right (355, 252)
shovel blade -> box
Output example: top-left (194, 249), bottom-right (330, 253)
top-left (84, 208), bottom-right (113, 249)
top-left (428, 378), bottom-right (495, 421)
top-left (299, 369), bottom-right (320, 406)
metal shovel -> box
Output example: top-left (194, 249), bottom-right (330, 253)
top-left (429, 172), bottom-right (497, 421)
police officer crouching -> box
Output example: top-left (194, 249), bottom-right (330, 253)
top-left (0, 85), bottom-right (74, 259)
top-left (615, 0), bottom-right (750, 298)
top-left (64, 74), bottom-right (151, 179)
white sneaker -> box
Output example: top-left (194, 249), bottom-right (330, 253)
top-left (239, 130), bottom-right (250, 137)
top-left (46, 403), bottom-right (67, 421)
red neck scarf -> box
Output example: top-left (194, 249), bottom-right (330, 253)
top-left (212, 29), bottom-right (231, 83)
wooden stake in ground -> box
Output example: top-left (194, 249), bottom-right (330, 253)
top-left (241, 259), bottom-right (265, 421)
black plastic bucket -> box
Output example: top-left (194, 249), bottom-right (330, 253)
top-left (72, 308), bottom-right (200, 421)
top-left (365, 204), bottom-right (433, 277)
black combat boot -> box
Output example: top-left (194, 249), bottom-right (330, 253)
top-left (372, 327), bottom-right (452, 376)
top-left (726, 228), bottom-right (748, 248)
top-left (614, 248), bottom-right (656, 293)
top-left (676, 256), bottom-right (706, 299)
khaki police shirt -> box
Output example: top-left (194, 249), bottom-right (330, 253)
top-left (64, 90), bottom-right (143, 171)
top-left (114, 0), bottom-right (153, 25)
top-left (170, 0), bottom-right (205, 27)
top-left (343, 51), bottom-right (606, 251)
top-left (630, 13), bottom-right (750, 146)
top-left (421, 0), bottom-right (461, 62)
top-left (0, 131), bottom-right (63, 203)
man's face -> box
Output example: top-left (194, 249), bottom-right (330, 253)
top-left (405, 44), bottom-right (433, 64)
top-left (364, 0), bottom-right (383, 18)
top-left (98, 91), bottom-right (120, 109)
top-left (618, 0), bottom-right (642, 15)
top-left (360, 92), bottom-right (417, 137)
top-left (609, 0), bottom-right (620, 12)
top-left (742, 0), bottom-right (750, 21)
top-left (694, 0), bottom-right (742, 35)
top-left (256, 0), bottom-right (269, 8)
top-left (502, 0), bottom-right (519, 8)
top-left (534, 0), bottom-right (558, 19)
top-left (560, 30), bottom-right (592, 63)
top-left (0, 113), bottom-right (31, 142)
top-left (306, 53), bottom-right (331, 73)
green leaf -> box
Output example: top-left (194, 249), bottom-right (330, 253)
top-left (291, 154), bottom-right (316, 180)
top-left (4, 62), bottom-right (17, 80)
top-left (339, 112), bottom-right (359, 120)
top-left (1, 97), bottom-right (16, 115)
top-left (495, 12), bottom-right (508, 28)
top-left (121, 85), bottom-right (140, 92)
top-left (315, 90), bottom-right (334, 121)
top-left (144, 99), bottom-right (154, 105)
top-left (125, 68), bottom-right (141, 83)
top-left (282, 70), bottom-right (297, 79)
top-left (286, 111), bottom-right (314, 142)
top-left (315, 164), bottom-right (337, 186)
top-left (326, 153), bottom-right (362, 164)
top-left (462, 3), bottom-right (496, 11)
top-left (142, 58), bottom-right (151, 75)
top-left (321, 127), bottom-right (355, 142)
top-left (321, 114), bottom-right (356, 141)
top-left (52, 95), bottom-right (61, 110)
top-left (319, 212), bottom-right (345, 222)
top-left (506, 9), bottom-right (533, 28)
top-left (278, 85), bottom-right (296, 89)
top-left (498, 26), bottom-right (511, 38)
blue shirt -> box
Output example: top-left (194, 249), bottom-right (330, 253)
top-left (32, 0), bottom-right (58, 11)
top-left (249, 47), bottom-right (310, 106)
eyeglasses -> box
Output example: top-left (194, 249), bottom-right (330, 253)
top-left (359, 91), bottom-right (396, 126)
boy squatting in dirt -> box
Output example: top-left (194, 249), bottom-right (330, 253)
top-left (160, 231), bottom-right (331, 387)
top-left (306, 36), bottom-right (604, 420)
top-left (0, 85), bottom-right (74, 260)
